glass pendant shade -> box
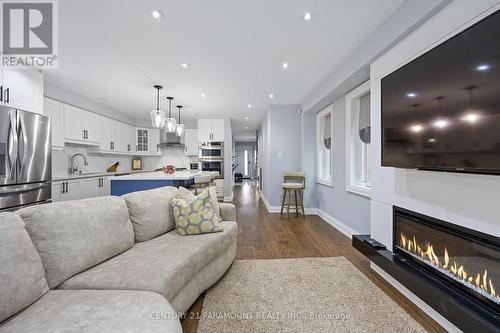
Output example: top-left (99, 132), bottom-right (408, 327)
top-left (175, 123), bottom-right (185, 137)
top-left (164, 117), bottom-right (177, 132)
top-left (174, 104), bottom-right (184, 137)
top-left (150, 85), bottom-right (164, 128)
top-left (151, 109), bottom-right (165, 128)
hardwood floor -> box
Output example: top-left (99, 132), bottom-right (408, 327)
top-left (181, 184), bottom-right (446, 332)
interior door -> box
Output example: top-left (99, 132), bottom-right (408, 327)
top-left (0, 106), bottom-right (17, 185)
top-left (17, 110), bottom-right (51, 184)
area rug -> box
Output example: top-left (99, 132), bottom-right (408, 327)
top-left (197, 257), bottom-right (426, 333)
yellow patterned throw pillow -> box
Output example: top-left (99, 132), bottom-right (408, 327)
top-left (171, 188), bottom-right (223, 235)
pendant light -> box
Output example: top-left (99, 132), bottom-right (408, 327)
top-left (150, 85), bottom-right (165, 128)
top-left (174, 105), bottom-right (185, 137)
top-left (164, 96), bottom-right (177, 132)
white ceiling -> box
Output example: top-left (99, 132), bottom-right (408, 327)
top-left (45, 0), bottom-right (403, 141)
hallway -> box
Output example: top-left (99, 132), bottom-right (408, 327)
top-left (182, 184), bottom-right (445, 332)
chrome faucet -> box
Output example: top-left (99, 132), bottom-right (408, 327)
top-left (70, 153), bottom-right (88, 174)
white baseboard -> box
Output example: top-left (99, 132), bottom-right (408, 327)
top-left (370, 263), bottom-right (461, 333)
top-left (316, 209), bottom-right (357, 239)
top-left (259, 191), bottom-right (279, 212)
top-left (259, 192), bottom-right (356, 239)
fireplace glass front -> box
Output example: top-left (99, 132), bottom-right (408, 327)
top-left (393, 207), bottom-right (500, 313)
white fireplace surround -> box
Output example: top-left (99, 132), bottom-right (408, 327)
top-left (368, 1), bottom-right (500, 331)
top-left (370, 0), bottom-right (500, 251)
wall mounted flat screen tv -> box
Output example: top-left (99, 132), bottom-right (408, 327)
top-left (381, 9), bottom-right (500, 175)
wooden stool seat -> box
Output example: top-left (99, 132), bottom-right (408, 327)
top-left (280, 171), bottom-right (305, 218)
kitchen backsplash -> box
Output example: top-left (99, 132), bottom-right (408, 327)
top-left (52, 145), bottom-right (197, 177)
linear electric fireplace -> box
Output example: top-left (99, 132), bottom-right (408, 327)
top-left (393, 207), bottom-right (500, 314)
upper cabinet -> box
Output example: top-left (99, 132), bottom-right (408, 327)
top-left (135, 128), bottom-right (160, 155)
top-left (43, 97), bottom-right (64, 149)
top-left (63, 104), bottom-right (100, 145)
top-left (184, 129), bottom-right (198, 155)
top-left (43, 97), bottom-right (159, 156)
top-left (198, 119), bottom-right (225, 142)
top-left (1, 69), bottom-right (43, 114)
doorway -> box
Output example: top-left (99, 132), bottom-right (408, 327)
top-left (235, 142), bottom-right (256, 182)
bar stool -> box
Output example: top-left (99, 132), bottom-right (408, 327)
top-left (190, 174), bottom-right (212, 195)
top-left (280, 171), bottom-right (306, 218)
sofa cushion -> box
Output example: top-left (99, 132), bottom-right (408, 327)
top-left (0, 290), bottom-right (182, 333)
top-left (123, 186), bottom-right (179, 242)
top-left (18, 196), bottom-right (135, 289)
top-left (0, 213), bottom-right (49, 323)
top-left (59, 221), bottom-right (238, 303)
top-left (171, 188), bottom-right (223, 235)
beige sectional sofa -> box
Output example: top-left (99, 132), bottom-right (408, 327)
top-left (0, 186), bottom-right (237, 332)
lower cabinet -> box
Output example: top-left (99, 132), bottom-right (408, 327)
top-left (52, 177), bottom-right (110, 202)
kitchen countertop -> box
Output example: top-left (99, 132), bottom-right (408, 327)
top-left (111, 171), bottom-right (203, 181)
top-left (51, 170), bottom-right (152, 182)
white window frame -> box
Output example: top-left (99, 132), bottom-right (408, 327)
top-left (345, 81), bottom-right (371, 197)
top-left (316, 105), bottom-right (333, 187)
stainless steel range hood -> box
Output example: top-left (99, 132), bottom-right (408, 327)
top-left (159, 130), bottom-right (184, 146)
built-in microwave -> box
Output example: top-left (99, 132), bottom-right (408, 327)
top-left (199, 142), bottom-right (224, 160)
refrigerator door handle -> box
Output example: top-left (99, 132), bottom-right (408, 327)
top-left (18, 113), bottom-right (28, 178)
top-left (7, 112), bottom-right (18, 181)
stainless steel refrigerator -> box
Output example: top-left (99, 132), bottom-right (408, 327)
top-left (0, 106), bottom-right (51, 211)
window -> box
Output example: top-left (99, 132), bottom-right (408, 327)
top-left (244, 150), bottom-right (249, 176)
top-left (316, 105), bottom-right (333, 186)
top-left (345, 81), bottom-right (371, 197)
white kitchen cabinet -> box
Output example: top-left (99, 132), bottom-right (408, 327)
top-left (43, 97), bottom-right (64, 149)
top-left (97, 177), bottom-right (110, 196)
top-left (149, 128), bottom-right (160, 154)
top-left (198, 119), bottom-right (225, 142)
top-left (135, 127), bottom-right (160, 155)
top-left (52, 176), bottom-right (111, 202)
top-left (1, 68), bottom-right (43, 114)
top-left (80, 178), bottom-right (99, 199)
top-left (184, 129), bottom-right (198, 155)
top-left (117, 123), bottom-right (135, 153)
top-left (51, 180), bottom-right (81, 202)
top-left (63, 104), bottom-right (99, 145)
top-left (211, 119), bottom-right (225, 141)
top-left (197, 119), bottom-right (212, 142)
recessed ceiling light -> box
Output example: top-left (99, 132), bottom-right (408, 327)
top-left (201, 93), bottom-right (206, 98)
top-left (282, 62), bottom-right (288, 69)
top-left (406, 92), bottom-right (417, 98)
top-left (269, 93), bottom-right (274, 98)
top-left (245, 116), bottom-right (249, 120)
top-left (181, 62), bottom-right (190, 68)
top-left (247, 104), bottom-right (252, 109)
top-left (304, 12), bottom-right (313, 21)
top-left (476, 64), bottom-right (490, 71)
top-left (151, 10), bottom-right (164, 19)
top-left (428, 138), bottom-right (436, 143)
top-left (245, 126), bottom-right (249, 129)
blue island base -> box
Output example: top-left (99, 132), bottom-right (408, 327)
top-left (111, 179), bottom-right (195, 196)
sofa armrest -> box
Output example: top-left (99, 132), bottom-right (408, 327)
top-left (219, 203), bottom-right (236, 221)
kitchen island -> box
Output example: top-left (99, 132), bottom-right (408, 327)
top-left (110, 171), bottom-right (199, 196)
